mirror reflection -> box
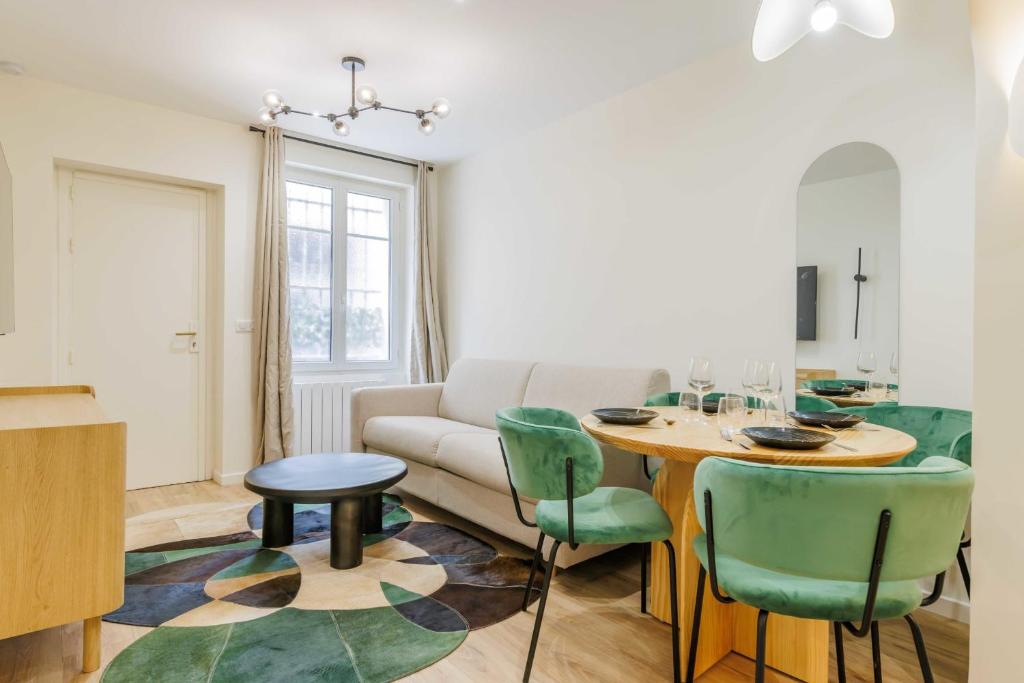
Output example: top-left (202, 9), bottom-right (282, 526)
top-left (796, 142), bottom-right (899, 409)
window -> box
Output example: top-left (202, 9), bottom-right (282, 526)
top-left (286, 171), bottom-right (400, 370)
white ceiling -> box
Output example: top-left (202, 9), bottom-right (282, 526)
top-left (0, 0), bottom-right (755, 162)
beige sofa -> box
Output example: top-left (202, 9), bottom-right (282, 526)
top-left (350, 358), bottom-right (670, 567)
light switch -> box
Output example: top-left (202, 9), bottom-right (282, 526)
top-left (235, 319), bottom-right (254, 333)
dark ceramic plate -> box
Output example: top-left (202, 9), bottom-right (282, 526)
top-left (787, 411), bottom-right (866, 428)
top-left (740, 427), bottom-right (836, 450)
top-left (700, 401), bottom-right (720, 414)
top-left (843, 380), bottom-right (868, 391)
top-left (812, 386), bottom-right (858, 397)
top-left (592, 408), bottom-right (659, 425)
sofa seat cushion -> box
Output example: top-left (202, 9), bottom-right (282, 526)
top-left (362, 416), bottom-right (493, 467)
top-left (435, 432), bottom-right (524, 499)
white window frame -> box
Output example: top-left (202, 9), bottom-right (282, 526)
top-left (286, 167), bottom-right (403, 374)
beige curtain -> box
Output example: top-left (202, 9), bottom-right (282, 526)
top-left (410, 162), bottom-right (449, 383)
top-left (253, 127), bottom-right (294, 462)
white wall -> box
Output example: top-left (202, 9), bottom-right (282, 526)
top-left (969, 0), bottom-right (1024, 678)
top-left (0, 75), bottom-right (260, 483)
top-left (796, 170), bottom-right (900, 382)
top-left (438, 0), bottom-right (974, 412)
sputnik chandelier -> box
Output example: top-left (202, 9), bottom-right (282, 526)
top-left (258, 56), bottom-right (451, 136)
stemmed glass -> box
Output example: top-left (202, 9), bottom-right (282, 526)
top-left (857, 351), bottom-right (877, 392)
top-left (717, 394), bottom-right (747, 440)
top-left (688, 357), bottom-right (715, 423)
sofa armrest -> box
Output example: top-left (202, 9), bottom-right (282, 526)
top-left (350, 383), bottom-right (444, 452)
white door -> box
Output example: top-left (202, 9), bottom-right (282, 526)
top-left (63, 171), bottom-right (205, 489)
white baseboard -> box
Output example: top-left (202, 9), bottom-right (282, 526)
top-left (922, 593), bottom-right (970, 623)
top-left (212, 469), bottom-right (246, 486)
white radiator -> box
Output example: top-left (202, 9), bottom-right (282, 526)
top-left (291, 378), bottom-right (382, 455)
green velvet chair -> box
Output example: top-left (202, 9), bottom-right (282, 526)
top-left (496, 406), bottom-right (681, 683)
top-left (794, 394), bottom-right (838, 412)
top-left (686, 456), bottom-right (973, 683)
top-left (949, 430), bottom-right (973, 596)
top-left (832, 405), bottom-right (972, 467)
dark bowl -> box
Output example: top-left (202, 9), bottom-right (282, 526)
top-left (592, 408), bottom-right (659, 425)
top-left (740, 426), bottom-right (836, 450)
top-left (701, 401), bottom-right (720, 414)
top-left (787, 411), bottom-right (866, 428)
top-left (812, 386), bottom-right (858, 397)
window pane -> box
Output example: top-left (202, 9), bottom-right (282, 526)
top-left (347, 192), bottom-right (390, 238)
top-left (286, 181), bottom-right (333, 362)
top-left (346, 193), bottom-right (390, 361)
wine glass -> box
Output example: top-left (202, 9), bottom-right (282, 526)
top-left (717, 394), bottom-right (747, 440)
top-left (741, 360), bottom-right (761, 409)
top-left (764, 392), bottom-right (788, 427)
top-left (857, 351), bottom-right (877, 392)
top-left (688, 357), bottom-right (715, 423)
top-left (746, 360), bottom-right (770, 417)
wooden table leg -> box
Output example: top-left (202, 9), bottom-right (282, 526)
top-left (651, 460), bottom-right (734, 678)
top-left (650, 459), bottom-right (828, 683)
top-left (83, 616), bottom-right (101, 673)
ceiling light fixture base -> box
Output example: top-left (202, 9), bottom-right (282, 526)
top-left (340, 56), bottom-right (366, 73)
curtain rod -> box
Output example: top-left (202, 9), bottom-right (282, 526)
top-left (248, 126), bottom-right (433, 171)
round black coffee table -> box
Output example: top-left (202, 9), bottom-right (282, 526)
top-left (243, 452), bottom-right (407, 569)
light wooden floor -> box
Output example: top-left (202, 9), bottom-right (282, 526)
top-left (0, 481), bottom-right (969, 683)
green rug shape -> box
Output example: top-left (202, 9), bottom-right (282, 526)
top-left (212, 549), bottom-right (297, 580)
top-left (103, 603), bottom-right (465, 683)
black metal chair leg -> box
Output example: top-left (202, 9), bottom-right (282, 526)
top-left (685, 565), bottom-right (706, 683)
top-left (522, 532), bottom-right (545, 612)
top-left (663, 540), bottom-right (681, 683)
top-left (833, 622), bottom-right (847, 683)
top-left (640, 542), bottom-right (649, 614)
top-left (523, 539), bottom-right (561, 682)
top-left (870, 621), bottom-right (882, 683)
top-left (754, 609), bottom-right (769, 683)
top-left (904, 614), bottom-right (935, 683)
top-left (643, 455), bottom-right (654, 480)
top-left (956, 546), bottom-right (971, 597)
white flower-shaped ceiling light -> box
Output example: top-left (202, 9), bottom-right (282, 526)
top-left (752, 0), bottom-right (895, 62)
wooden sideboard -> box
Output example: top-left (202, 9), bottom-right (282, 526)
top-left (0, 385), bottom-right (126, 672)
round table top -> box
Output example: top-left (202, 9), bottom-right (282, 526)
top-left (244, 452), bottom-right (408, 502)
top-left (581, 406), bottom-right (916, 467)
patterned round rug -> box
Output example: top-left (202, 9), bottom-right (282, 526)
top-left (102, 495), bottom-right (540, 682)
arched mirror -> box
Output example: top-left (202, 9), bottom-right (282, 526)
top-left (795, 142), bottom-right (900, 408)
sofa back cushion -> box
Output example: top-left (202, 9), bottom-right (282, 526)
top-left (438, 358), bottom-right (536, 429)
top-left (521, 363), bottom-right (670, 418)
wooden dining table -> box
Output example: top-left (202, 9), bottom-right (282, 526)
top-left (581, 405), bottom-right (917, 683)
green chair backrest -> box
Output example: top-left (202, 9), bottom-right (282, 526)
top-left (694, 456), bottom-right (974, 583)
top-left (646, 392), bottom-right (760, 410)
top-left (495, 407), bottom-right (604, 501)
top-left (831, 405), bottom-right (972, 467)
top-left (949, 430), bottom-right (972, 466)
top-left (795, 394), bottom-right (838, 412)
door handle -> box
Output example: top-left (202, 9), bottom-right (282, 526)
top-left (175, 331), bottom-right (198, 336)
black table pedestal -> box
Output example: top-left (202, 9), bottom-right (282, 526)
top-left (262, 499), bottom-right (294, 547)
top-left (331, 498), bottom-right (364, 569)
top-left (362, 492), bottom-right (383, 533)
